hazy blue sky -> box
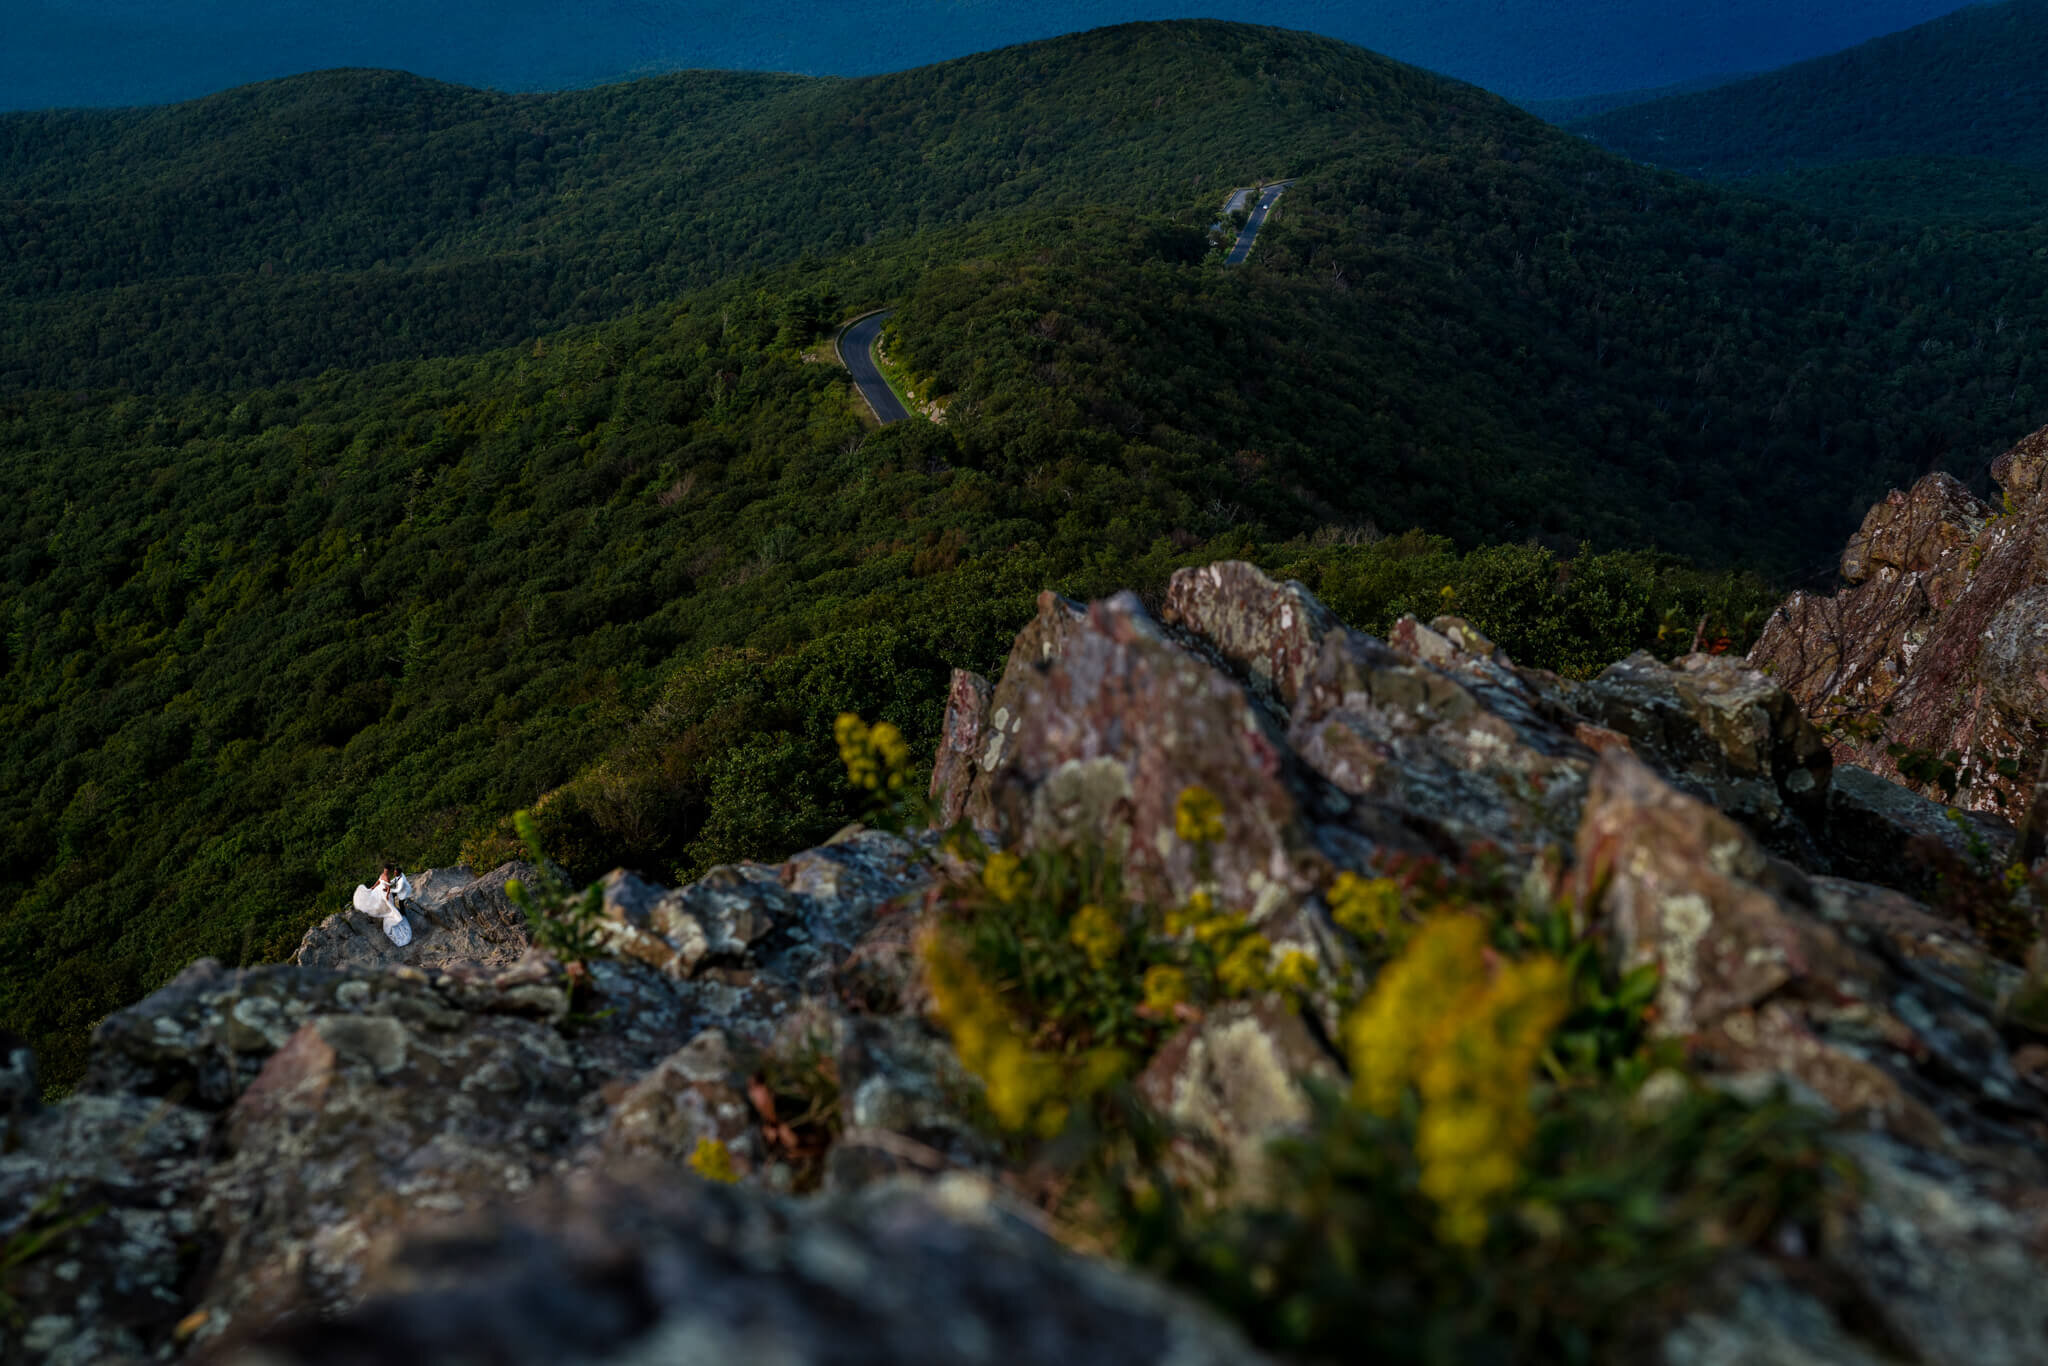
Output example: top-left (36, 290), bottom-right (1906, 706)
top-left (6, 1), bottom-right (1989, 111)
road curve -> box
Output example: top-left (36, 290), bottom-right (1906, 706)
top-left (835, 310), bottom-right (911, 425)
top-left (1222, 180), bottom-right (1293, 266)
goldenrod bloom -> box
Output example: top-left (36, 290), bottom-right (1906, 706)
top-left (687, 1135), bottom-right (740, 1184)
top-left (1164, 888), bottom-right (1215, 936)
top-left (835, 712), bottom-right (913, 792)
top-left (920, 927), bottom-right (1067, 1134)
top-left (1143, 964), bottom-right (1189, 1012)
top-left (1193, 909), bottom-right (1247, 947)
top-left (1174, 785), bottom-right (1227, 845)
top-left (1341, 913), bottom-right (1569, 1247)
top-left (1328, 872), bottom-right (1404, 940)
top-left (1216, 933), bottom-right (1273, 996)
top-left (1272, 948), bottom-right (1317, 995)
top-left (1069, 902), bottom-right (1125, 969)
top-left (981, 850), bottom-right (1029, 903)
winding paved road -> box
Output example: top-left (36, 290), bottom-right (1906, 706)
top-left (837, 181), bottom-right (1294, 424)
top-left (1222, 180), bottom-right (1293, 266)
top-left (836, 309), bottom-right (910, 425)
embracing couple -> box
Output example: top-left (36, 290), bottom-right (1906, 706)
top-left (351, 863), bottom-right (417, 946)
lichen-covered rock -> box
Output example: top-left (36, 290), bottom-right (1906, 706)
top-left (1977, 583), bottom-right (2048, 725)
top-left (938, 586), bottom-right (1355, 920)
top-left (930, 668), bottom-right (994, 827)
top-left (0, 1093), bottom-right (215, 1366)
top-left (1160, 560), bottom-right (1340, 705)
top-left (1823, 1134), bottom-right (2048, 1366)
top-left (1289, 617), bottom-right (1593, 859)
top-left (1574, 752), bottom-right (2045, 1154)
top-left (595, 1029), bottom-right (759, 1173)
top-left (195, 995), bottom-right (591, 1333)
top-left (1839, 471), bottom-right (1991, 585)
top-left (1751, 423), bottom-right (2048, 819)
top-left (1572, 751), bottom-right (1851, 1039)
top-left (1133, 1000), bottom-right (1340, 1201)
top-left (1660, 1265), bottom-right (1895, 1366)
top-left (219, 1174), bottom-right (1272, 1366)
top-left (1570, 651), bottom-right (1832, 860)
top-left (827, 1013), bottom-right (1001, 1190)
top-left (0, 829), bottom-right (942, 1356)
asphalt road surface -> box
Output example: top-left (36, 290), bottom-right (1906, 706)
top-left (836, 310), bottom-right (910, 425)
top-left (1223, 181), bottom-right (1293, 266)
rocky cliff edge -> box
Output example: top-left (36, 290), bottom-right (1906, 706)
top-left (7, 535), bottom-right (2048, 1364)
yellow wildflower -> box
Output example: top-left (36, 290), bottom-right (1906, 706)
top-left (1216, 933), bottom-right (1273, 996)
top-left (1142, 964), bottom-right (1188, 1012)
top-left (1328, 872), bottom-right (1404, 940)
top-left (1069, 902), bottom-right (1125, 970)
top-left (835, 712), bottom-right (913, 792)
top-left (1272, 948), bottom-right (1317, 995)
top-left (687, 1135), bottom-right (740, 1184)
top-left (1193, 909), bottom-right (1247, 947)
top-left (920, 927), bottom-right (1066, 1135)
top-left (1164, 888), bottom-right (1214, 936)
top-left (1340, 914), bottom-right (1570, 1246)
top-left (1174, 785), bottom-right (1227, 845)
top-left (981, 850), bottom-right (1029, 903)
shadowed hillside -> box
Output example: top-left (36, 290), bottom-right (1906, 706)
top-left (1569, 0), bottom-right (2048, 178)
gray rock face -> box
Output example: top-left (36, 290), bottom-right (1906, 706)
top-left (6, 833), bottom-right (938, 1359)
top-left (1133, 1001), bottom-right (1340, 1202)
top-left (1570, 650), bottom-right (1833, 860)
top-left (219, 1175), bottom-right (1271, 1366)
top-left (1825, 764), bottom-right (2016, 892)
top-left (293, 863), bottom-right (535, 972)
top-left (1978, 583), bottom-right (2048, 725)
top-left (0, 1093), bottom-right (214, 1366)
top-left (1824, 1134), bottom-right (2048, 1366)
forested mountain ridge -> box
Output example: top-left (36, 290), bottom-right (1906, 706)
top-left (1567, 0), bottom-right (2048, 178)
top-left (0, 21), bottom-right (1411, 392)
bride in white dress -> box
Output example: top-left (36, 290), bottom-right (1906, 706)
top-left (351, 863), bottom-right (415, 946)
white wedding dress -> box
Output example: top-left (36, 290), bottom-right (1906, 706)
top-left (352, 882), bottom-right (413, 946)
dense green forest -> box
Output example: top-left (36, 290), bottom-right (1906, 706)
top-left (5, 19), bottom-right (2048, 1085)
top-left (0, 211), bottom-right (1777, 1088)
top-left (1568, 0), bottom-right (2048, 180)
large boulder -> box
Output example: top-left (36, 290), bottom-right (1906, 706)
top-left (1133, 1000), bottom-right (1341, 1202)
top-left (1568, 650), bottom-right (1832, 860)
top-left (217, 1174), bottom-right (1271, 1366)
top-left (1751, 423), bottom-right (2048, 823)
top-left (1573, 751), bottom-right (2043, 1155)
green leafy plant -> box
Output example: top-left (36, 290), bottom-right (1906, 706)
top-left (0, 1182), bottom-right (108, 1327)
top-left (502, 809), bottom-right (609, 971)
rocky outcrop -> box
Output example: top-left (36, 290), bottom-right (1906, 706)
top-left (1574, 752), bottom-right (2041, 1156)
top-left (1750, 424), bottom-right (2048, 823)
top-left (221, 1174), bottom-right (1268, 1366)
top-left (1133, 1000), bottom-right (1339, 1202)
top-left (10, 557), bottom-right (2048, 1364)
top-left (293, 863), bottom-right (534, 972)
top-left (2, 833), bottom-right (940, 1364)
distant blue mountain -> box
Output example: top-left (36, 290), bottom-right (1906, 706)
top-left (7, 0), bottom-right (1988, 110)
